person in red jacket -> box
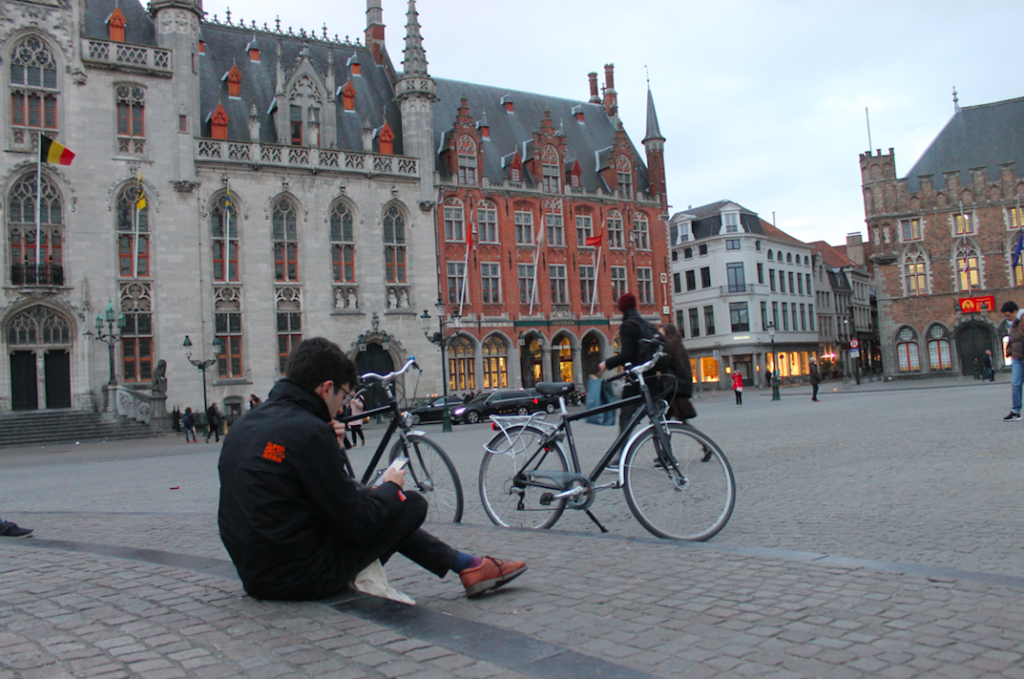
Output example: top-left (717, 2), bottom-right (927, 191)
top-left (218, 337), bottom-right (526, 600)
top-left (732, 370), bottom-right (744, 405)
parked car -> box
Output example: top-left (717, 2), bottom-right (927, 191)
top-left (526, 388), bottom-right (562, 414)
top-left (405, 395), bottom-right (461, 425)
top-left (452, 389), bottom-right (545, 424)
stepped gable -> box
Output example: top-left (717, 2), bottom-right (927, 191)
top-left (83, 0), bottom-right (157, 46)
top-left (432, 78), bottom-right (650, 193)
top-left (905, 95), bottom-right (1024, 192)
top-left (198, 22), bottom-right (403, 152)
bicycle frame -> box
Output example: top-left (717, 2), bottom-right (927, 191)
top-left (335, 380), bottom-right (423, 486)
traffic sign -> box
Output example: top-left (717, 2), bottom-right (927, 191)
top-left (849, 338), bottom-right (860, 349)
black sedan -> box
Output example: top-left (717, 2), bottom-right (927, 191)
top-left (405, 396), bottom-right (462, 425)
top-left (451, 389), bottom-right (545, 424)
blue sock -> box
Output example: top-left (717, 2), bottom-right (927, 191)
top-left (451, 552), bottom-right (482, 573)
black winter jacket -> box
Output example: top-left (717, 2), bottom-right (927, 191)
top-left (217, 379), bottom-right (405, 600)
top-left (605, 309), bottom-right (647, 371)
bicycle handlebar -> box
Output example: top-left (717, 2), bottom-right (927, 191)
top-left (360, 357), bottom-right (419, 383)
top-left (605, 351), bottom-right (667, 383)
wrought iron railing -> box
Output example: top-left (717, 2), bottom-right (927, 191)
top-left (11, 263), bottom-right (64, 286)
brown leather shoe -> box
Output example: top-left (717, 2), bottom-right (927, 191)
top-left (460, 557), bottom-right (527, 597)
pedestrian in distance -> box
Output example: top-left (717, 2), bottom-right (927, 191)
top-left (658, 324), bottom-right (697, 423)
top-left (206, 402), bottom-right (222, 443)
top-left (217, 337), bottom-right (527, 601)
top-left (182, 407), bottom-right (197, 443)
top-left (732, 370), bottom-right (744, 405)
top-left (1001, 300), bottom-right (1024, 422)
top-left (984, 350), bottom-right (996, 382)
top-left (810, 359), bottom-right (822, 401)
top-left (0, 515), bottom-right (32, 538)
top-left (249, 394), bottom-right (262, 409)
top-left (348, 392), bottom-right (366, 447)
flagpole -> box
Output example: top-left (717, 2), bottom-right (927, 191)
top-left (528, 219), bottom-right (541, 316)
top-left (458, 224), bottom-right (470, 317)
top-left (132, 188), bottom-right (140, 278)
top-left (589, 245), bottom-right (601, 316)
top-left (35, 134), bottom-right (42, 269)
top-left (960, 201), bottom-right (970, 295)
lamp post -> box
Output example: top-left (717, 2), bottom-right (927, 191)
top-left (768, 323), bottom-right (780, 401)
top-left (420, 298), bottom-right (461, 433)
top-left (183, 334), bottom-right (223, 415)
top-left (94, 301), bottom-right (126, 386)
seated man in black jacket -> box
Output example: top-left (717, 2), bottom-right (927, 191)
top-left (218, 337), bottom-right (526, 601)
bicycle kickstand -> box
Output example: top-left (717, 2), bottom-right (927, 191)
top-left (584, 510), bottom-right (609, 534)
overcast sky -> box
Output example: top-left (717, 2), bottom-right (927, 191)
top-left (204, 0), bottom-right (1024, 247)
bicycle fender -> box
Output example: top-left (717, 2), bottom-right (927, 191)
top-left (618, 422), bottom-right (657, 486)
top-left (408, 430), bottom-right (427, 437)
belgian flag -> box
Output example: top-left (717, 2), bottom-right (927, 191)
top-left (39, 135), bottom-right (75, 166)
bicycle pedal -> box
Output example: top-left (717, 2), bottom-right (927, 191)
top-left (540, 492), bottom-right (554, 506)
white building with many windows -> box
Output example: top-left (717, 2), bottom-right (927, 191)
top-left (669, 201), bottom-right (819, 388)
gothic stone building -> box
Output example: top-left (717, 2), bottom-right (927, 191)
top-left (0, 0), bottom-right (668, 417)
top-left (861, 95), bottom-right (1024, 378)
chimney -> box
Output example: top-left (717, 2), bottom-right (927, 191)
top-left (603, 64), bottom-right (617, 118)
top-left (588, 72), bottom-right (600, 103)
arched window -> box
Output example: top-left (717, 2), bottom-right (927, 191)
top-left (9, 36), bottom-right (59, 145)
top-left (1012, 235), bottom-right (1024, 286)
top-left (211, 193), bottom-right (238, 282)
top-left (927, 324), bottom-right (952, 371)
top-left (276, 288), bottom-right (301, 376)
top-left (457, 136), bottom-right (477, 185)
top-left (542, 145), bottom-right (559, 193)
top-left (116, 84), bottom-right (145, 142)
top-left (896, 326), bottom-right (920, 372)
top-left (272, 197), bottom-right (299, 282)
top-left (786, 253), bottom-right (793, 263)
top-left (330, 202), bottom-right (355, 283)
top-left (482, 335), bottom-right (508, 389)
top-left (767, 250), bottom-right (773, 260)
top-left (903, 249), bottom-right (927, 296)
top-left (383, 205), bottom-right (406, 283)
top-left (615, 156), bottom-right (632, 199)
top-left (9, 173), bottom-right (63, 286)
top-left (607, 210), bottom-right (624, 249)
top-left (632, 213), bottom-right (649, 250)
top-left (116, 183), bottom-right (149, 277)
top-left (956, 242), bottom-right (980, 291)
top-left (120, 281), bottom-right (153, 383)
top-left (7, 306), bottom-right (70, 346)
top-left (448, 335), bottom-right (475, 392)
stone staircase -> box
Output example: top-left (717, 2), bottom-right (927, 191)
top-left (0, 410), bottom-right (162, 448)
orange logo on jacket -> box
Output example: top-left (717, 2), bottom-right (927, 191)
top-left (262, 442), bottom-right (285, 463)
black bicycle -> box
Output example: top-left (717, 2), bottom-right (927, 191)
top-left (339, 357), bottom-right (464, 524)
top-left (479, 351), bottom-right (735, 540)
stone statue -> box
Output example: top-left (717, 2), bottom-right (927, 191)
top-left (347, 290), bottom-right (357, 309)
top-left (388, 289), bottom-right (397, 309)
top-left (399, 290), bottom-right (409, 309)
top-left (334, 287), bottom-right (344, 309)
top-left (151, 359), bottom-right (167, 394)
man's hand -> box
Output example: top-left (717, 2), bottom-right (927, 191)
top-left (598, 361), bottom-right (606, 373)
top-left (381, 466), bottom-right (406, 488)
top-left (330, 419), bottom-right (348, 448)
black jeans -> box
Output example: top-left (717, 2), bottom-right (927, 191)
top-left (312, 490), bottom-right (458, 599)
top-left (812, 383), bottom-right (819, 399)
top-left (349, 424), bottom-right (365, 444)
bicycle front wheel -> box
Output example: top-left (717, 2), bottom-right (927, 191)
top-left (623, 422), bottom-right (735, 541)
top-left (390, 434), bottom-right (464, 523)
top-left (479, 425), bottom-right (569, 529)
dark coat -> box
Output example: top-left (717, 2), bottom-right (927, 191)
top-left (605, 309), bottom-right (647, 372)
top-left (217, 379), bottom-right (405, 600)
top-left (1009, 312), bottom-right (1024, 361)
top-left (809, 363), bottom-right (821, 385)
top-left (206, 405), bottom-right (221, 427)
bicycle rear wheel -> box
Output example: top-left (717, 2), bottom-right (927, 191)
top-left (479, 425), bottom-right (569, 529)
top-left (623, 422), bottom-right (735, 541)
top-left (389, 434), bottom-right (464, 523)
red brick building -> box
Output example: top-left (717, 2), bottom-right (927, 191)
top-left (431, 68), bottom-right (670, 393)
top-left (861, 95), bottom-right (1024, 377)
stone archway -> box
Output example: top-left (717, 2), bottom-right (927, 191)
top-left (6, 304), bottom-right (73, 410)
top-left (955, 321), bottom-right (995, 377)
top-left (519, 332), bottom-right (544, 388)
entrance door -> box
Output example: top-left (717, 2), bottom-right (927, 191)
top-left (44, 350), bottom-right (71, 408)
top-left (956, 323), bottom-right (994, 376)
top-left (551, 336), bottom-right (574, 383)
top-left (355, 343), bottom-right (395, 410)
top-left (10, 351), bottom-right (38, 410)
top-left (581, 334), bottom-right (602, 380)
top-left (733, 355), bottom-right (753, 387)
top-left (520, 337), bottom-right (543, 388)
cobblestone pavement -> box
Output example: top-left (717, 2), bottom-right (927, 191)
top-left (3, 381), bottom-right (1024, 678)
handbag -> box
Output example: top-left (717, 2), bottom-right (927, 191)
top-left (585, 376), bottom-right (616, 426)
top-left (670, 396), bottom-right (697, 421)
top-left (363, 416), bottom-right (370, 424)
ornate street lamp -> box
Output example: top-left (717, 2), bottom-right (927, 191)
top-left (768, 322), bottom-right (780, 401)
top-left (183, 334), bottom-right (223, 415)
top-left (420, 298), bottom-right (461, 432)
top-left (94, 300), bottom-right (126, 386)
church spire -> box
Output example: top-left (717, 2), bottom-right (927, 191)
top-left (402, 0), bottom-right (428, 77)
top-left (642, 83), bottom-right (664, 143)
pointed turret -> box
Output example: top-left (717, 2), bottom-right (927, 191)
top-left (402, 0), bottom-right (428, 77)
top-left (642, 85), bottom-right (667, 209)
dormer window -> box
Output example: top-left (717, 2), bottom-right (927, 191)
top-left (570, 160), bottom-right (582, 189)
top-left (501, 94), bottom-right (513, 113)
top-left (290, 105), bottom-right (302, 145)
top-left (107, 7), bottom-right (127, 43)
top-left (199, 41), bottom-right (206, 54)
top-left (509, 152), bottom-right (523, 184)
top-left (377, 121), bottom-right (394, 155)
top-left (723, 212), bottom-right (740, 233)
top-left (209, 104), bottom-right (228, 140)
top-left (676, 222), bottom-right (692, 243)
top-left (247, 41), bottom-right (260, 62)
top-left (224, 64), bottom-right (242, 98)
top-left (340, 81), bottom-right (356, 112)
top-left (476, 118), bottom-right (489, 139)
top-left (615, 156), bottom-right (632, 199)
top-left (571, 105), bottom-right (584, 124)
top-left (347, 53), bottom-right (361, 76)
top-left (542, 145), bottom-right (559, 193)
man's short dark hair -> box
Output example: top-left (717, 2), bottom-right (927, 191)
top-left (285, 337), bottom-right (357, 393)
top-left (1002, 301), bottom-right (1019, 314)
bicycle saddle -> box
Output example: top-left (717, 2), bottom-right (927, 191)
top-left (534, 382), bottom-right (576, 396)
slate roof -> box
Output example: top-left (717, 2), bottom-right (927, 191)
top-left (197, 22), bottom-right (402, 151)
top-left (670, 200), bottom-right (806, 245)
top-left (84, 0), bottom-right (156, 46)
top-left (432, 79), bottom-right (650, 194)
top-left (904, 96), bottom-right (1024, 192)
